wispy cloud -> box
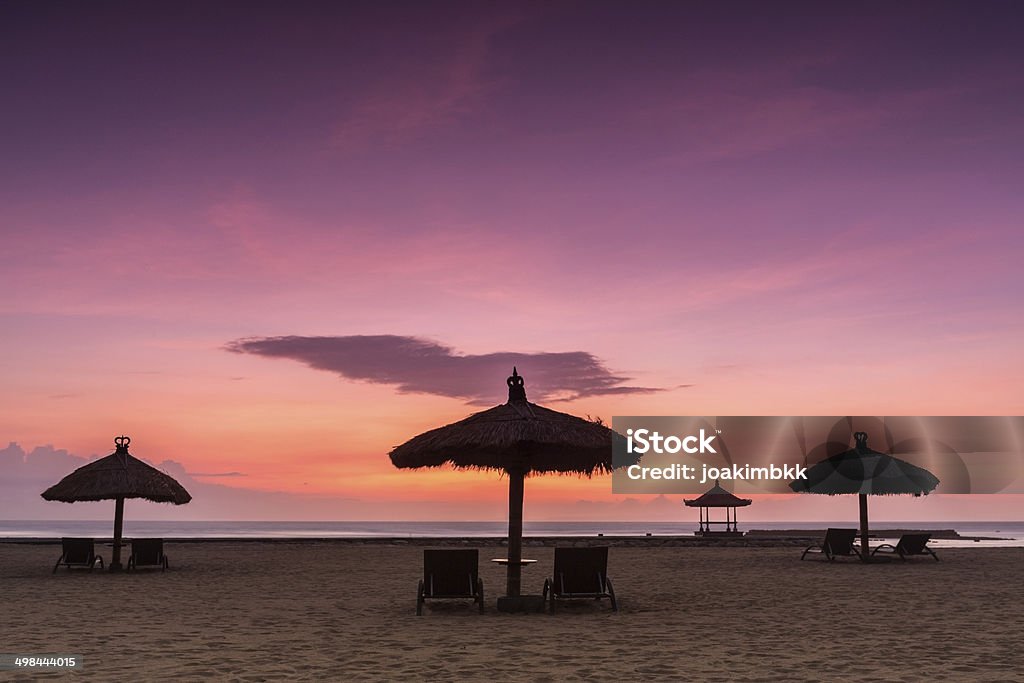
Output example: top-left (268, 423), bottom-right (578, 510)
top-left (189, 471), bottom-right (246, 478)
top-left (329, 13), bottom-right (520, 153)
top-left (225, 335), bottom-right (662, 404)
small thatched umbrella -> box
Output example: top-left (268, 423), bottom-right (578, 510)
top-left (41, 436), bottom-right (192, 571)
top-left (789, 431), bottom-right (939, 561)
top-left (390, 368), bottom-right (621, 600)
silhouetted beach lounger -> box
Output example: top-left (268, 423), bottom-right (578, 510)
top-left (416, 549), bottom-right (484, 615)
top-left (800, 528), bottom-right (861, 561)
top-left (871, 533), bottom-right (939, 561)
top-left (128, 538), bottom-right (169, 571)
top-left (53, 537), bottom-right (104, 572)
top-left (543, 546), bottom-right (617, 611)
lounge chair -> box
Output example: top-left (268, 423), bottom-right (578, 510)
top-left (801, 528), bottom-right (862, 561)
top-left (127, 538), bottom-right (169, 571)
top-left (543, 547), bottom-right (617, 612)
top-left (871, 533), bottom-right (939, 561)
top-left (53, 538), bottom-right (104, 573)
top-left (416, 549), bottom-right (484, 615)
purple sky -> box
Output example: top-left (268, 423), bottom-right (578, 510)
top-left (2, 1), bottom-right (1022, 520)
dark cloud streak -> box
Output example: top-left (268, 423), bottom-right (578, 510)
top-left (225, 335), bottom-right (662, 404)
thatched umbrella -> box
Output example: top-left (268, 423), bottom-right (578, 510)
top-left (41, 436), bottom-right (191, 571)
top-left (789, 431), bottom-right (939, 561)
top-left (390, 368), bottom-right (620, 599)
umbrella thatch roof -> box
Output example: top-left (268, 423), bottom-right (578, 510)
top-left (389, 368), bottom-right (620, 475)
top-left (41, 436), bottom-right (192, 504)
top-left (789, 432), bottom-right (939, 496)
top-left (684, 482), bottom-right (752, 507)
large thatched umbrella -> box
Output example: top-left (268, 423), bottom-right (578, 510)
top-left (390, 368), bottom-right (620, 600)
top-left (41, 436), bottom-right (192, 571)
top-left (789, 431), bottom-right (939, 561)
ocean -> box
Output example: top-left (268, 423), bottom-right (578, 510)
top-left (1, 520), bottom-right (1022, 546)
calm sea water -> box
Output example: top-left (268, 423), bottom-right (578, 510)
top-left (1, 520), bottom-right (1022, 546)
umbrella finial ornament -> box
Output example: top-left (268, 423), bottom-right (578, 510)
top-left (854, 431), bottom-right (868, 450)
top-left (114, 435), bottom-right (131, 452)
top-left (507, 367), bottom-right (527, 402)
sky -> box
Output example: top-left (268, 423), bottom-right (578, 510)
top-left (2, 0), bottom-right (1023, 522)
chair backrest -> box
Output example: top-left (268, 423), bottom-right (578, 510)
top-left (62, 538), bottom-right (95, 564)
top-left (423, 549), bottom-right (478, 596)
top-left (553, 547), bottom-right (609, 593)
top-left (896, 533), bottom-right (931, 555)
top-left (823, 528), bottom-right (858, 556)
top-left (132, 538), bottom-right (164, 565)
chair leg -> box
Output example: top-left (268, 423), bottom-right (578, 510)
top-left (477, 578), bottom-right (484, 613)
top-left (53, 555), bottom-right (64, 574)
top-left (607, 578), bottom-right (617, 612)
top-left (800, 545), bottom-right (820, 561)
top-left (416, 579), bottom-right (425, 616)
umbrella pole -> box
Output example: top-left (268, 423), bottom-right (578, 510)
top-left (506, 467), bottom-right (525, 597)
top-left (859, 493), bottom-right (870, 563)
top-left (111, 496), bottom-right (125, 571)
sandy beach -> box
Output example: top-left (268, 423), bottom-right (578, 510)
top-left (2, 541), bottom-right (1022, 681)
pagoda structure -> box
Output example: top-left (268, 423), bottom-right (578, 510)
top-left (683, 480), bottom-right (752, 537)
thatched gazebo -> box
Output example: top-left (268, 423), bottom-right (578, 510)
top-left (390, 368), bottom-right (621, 608)
top-left (684, 480), bottom-right (752, 537)
top-left (41, 436), bottom-right (192, 571)
top-left (789, 431), bottom-right (939, 561)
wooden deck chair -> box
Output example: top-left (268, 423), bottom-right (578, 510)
top-left (128, 538), bottom-right (169, 571)
top-left (871, 533), bottom-right (939, 561)
top-left (801, 528), bottom-right (862, 561)
top-left (53, 538), bottom-right (104, 573)
top-left (416, 549), bottom-right (484, 615)
top-left (543, 547), bottom-right (617, 612)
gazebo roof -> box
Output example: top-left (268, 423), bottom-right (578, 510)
top-left (684, 482), bottom-right (752, 508)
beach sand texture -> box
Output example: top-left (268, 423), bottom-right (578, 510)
top-left (2, 542), bottom-right (1022, 681)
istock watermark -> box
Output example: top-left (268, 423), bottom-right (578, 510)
top-left (624, 461), bottom-right (807, 485)
top-left (625, 428), bottom-right (719, 455)
top-left (611, 416), bottom-right (1024, 495)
